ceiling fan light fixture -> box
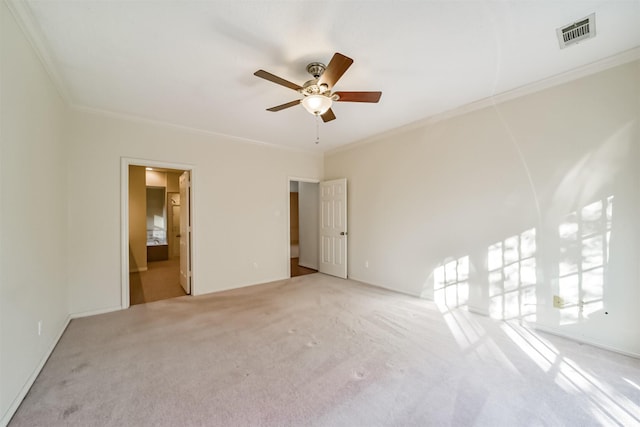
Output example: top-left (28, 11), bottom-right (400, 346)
top-left (301, 94), bottom-right (332, 116)
top-left (254, 52), bottom-right (381, 123)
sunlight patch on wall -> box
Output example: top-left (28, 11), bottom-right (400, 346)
top-left (558, 196), bottom-right (612, 325)
top-left (433, 256), bottom-right (469, 311)
top-left (488, 228), bottom-right (537, 322)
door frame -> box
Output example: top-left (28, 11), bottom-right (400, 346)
top-left (287, 177), bottom-right (320, 278)
top-left (121, 157), bottom-right (197, 309)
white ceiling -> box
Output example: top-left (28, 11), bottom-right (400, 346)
top-left (12, 1), bottom-right (640, 152)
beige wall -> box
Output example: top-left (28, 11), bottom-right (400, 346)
top-left (325, 60), bottom-right (640, 356)
top-left (1, 2), bottom-right (69, 422)
top-left (146, 170), bottom-right (166, 187)
top-left (66, 109), bottom-right (324, 314)
top-left (167, 172), bottom-right (180, 193)
top-left (128, 166), bottom-right (147, 272)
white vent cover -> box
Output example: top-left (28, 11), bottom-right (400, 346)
top-left (557, 13), bottom-right (596, 49)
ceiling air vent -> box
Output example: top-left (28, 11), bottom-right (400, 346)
top-left (557, 13), bottom-right (596, 49)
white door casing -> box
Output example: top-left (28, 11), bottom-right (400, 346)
top-left (319, 178), bottom-right (347, 278)
top-left (179, 171), bottom-right (191, 293)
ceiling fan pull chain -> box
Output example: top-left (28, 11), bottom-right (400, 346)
top-left (315, 114), bottom-right (320, 144)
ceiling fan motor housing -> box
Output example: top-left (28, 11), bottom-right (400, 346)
top-left (300, 62), bottom-right (330, 97)
top-left (306, 62), bottom-right (326, 79)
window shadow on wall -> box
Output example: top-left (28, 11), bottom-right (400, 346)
top-left (488, 228), bottom-right (537, 322)
top-left (430, 195), bottom-right (613, 328)
top-left (425, 195), bottom-right (638, 424)
top-left (557, 196), bottom-right (613, 325)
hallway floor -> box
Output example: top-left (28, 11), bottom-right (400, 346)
top-left (130, 258), bottom-right (186, 305)
top-left (290, 257), bottom-right (317, 277)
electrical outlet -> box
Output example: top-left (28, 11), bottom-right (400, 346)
top-left (553, 295), bottom-right (564, 308)
top-left (37, 320), bottom-right (42, 336)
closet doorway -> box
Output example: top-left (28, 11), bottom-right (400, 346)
top-left (289, 179), bottom-right (319, 277)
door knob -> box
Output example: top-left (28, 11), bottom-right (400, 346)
top-left (340, 231), bottom-right (347, 236)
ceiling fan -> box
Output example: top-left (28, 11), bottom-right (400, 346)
top-left (254, 52), bottom-right (382, 123)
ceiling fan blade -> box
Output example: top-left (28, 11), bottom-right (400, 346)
top-left (254, 70), bottom-right (302, 91)
top-left (318, 53), bottom-right (353, 89)
top-left (334, 91), bottom-right (382, 103)
top-left (266, 99), bottom-right (301, 112)
top-left (321, 108), bottom-right (336, 123)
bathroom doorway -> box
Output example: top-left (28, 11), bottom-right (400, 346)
top-left (122, 159), bottom-right (194, 308)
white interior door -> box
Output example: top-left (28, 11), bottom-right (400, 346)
top-left (319, 178), bottom-right (347, 278)
top-left (168, 193), bottom-right (180, 258)
top-left (171, 204), bottom-right (180, 257)
top-left (179, 171), bottom-right (191, 293)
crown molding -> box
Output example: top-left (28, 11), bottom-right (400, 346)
top-left (5, 0), bottom-right (320, 155)
top-left (5, 0), bottom-right (72, 104)
top-left (325, 46), bottom-right (640, 157)
top-left (71, 105), bottom-right (324, 156)
top-left (6, 0), bottom-right (638, 158)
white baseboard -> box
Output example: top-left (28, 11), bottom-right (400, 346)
top-left (348, 275), bottom-right (422, 298)
top-left (532, 323), bottom-right (640, 359)
top-left (0, 303), bottom-right (133, 426)
top-left (297, 261), bottom-right (318, 270)
top-left (467, 305), bottom-right (490, 316)
top-left (70, 305), bottom-right (123, 319)
top-left (0, 304), bottom-right (126, 426)
top-left (347, 277), bottom-right (640, 359)
top-left (0, 314), bottom-right (72, 427)
top-left (194, 276), bottom-right (291, 296)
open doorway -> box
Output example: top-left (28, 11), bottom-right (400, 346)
top-left (122, 159), bottom-right (194, 308)
top-left (289, 179), bottom-right (319, 277)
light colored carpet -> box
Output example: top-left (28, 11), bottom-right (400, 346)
top-left (10, 274), bottom-right (640, 426)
